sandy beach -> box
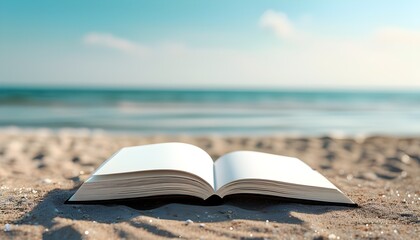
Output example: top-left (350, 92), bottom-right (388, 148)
top-left (0, 129), bottom-right (419, 239)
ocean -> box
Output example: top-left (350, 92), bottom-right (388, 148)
top-left (1, 87), bottom-right (420, 136)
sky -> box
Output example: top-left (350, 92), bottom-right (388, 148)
top-left (1, 0), bottom-right (420, 89)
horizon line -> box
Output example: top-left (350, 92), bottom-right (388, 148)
top-left (2, 84), bottom-right (420, 93)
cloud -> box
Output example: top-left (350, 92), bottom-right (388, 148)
top-left (58, 21), bottom-right (419, 89)
top-left (83, 33), bottom-right (148, 54)
top-left (374, 27), bottom-right (420, 45)
top-left (259, 10), bottom-right (295, 39)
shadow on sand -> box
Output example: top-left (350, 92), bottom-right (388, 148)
top-left (14, 187), bottom-right (355, 239)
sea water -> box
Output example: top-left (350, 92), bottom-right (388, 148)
top-left (1, 87), bottom-right (420, 136)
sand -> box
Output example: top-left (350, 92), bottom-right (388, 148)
top-left (0, 129), bottom-right (419, 239)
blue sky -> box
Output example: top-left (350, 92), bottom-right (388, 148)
top-left (1, 0), bottom-right (420, 89)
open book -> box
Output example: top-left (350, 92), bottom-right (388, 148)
top-left (68, 142), bottom-right (355, 205)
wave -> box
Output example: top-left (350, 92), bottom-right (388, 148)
top-left (1, 88), bottom-right (420, 135)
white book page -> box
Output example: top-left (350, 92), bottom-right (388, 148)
top-left (214, 151), bottom-right (337, 191)
top-left (93, 142), bottom-right (215, 189)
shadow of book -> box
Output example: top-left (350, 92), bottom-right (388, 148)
top-left (66, 193), bottom-right (357, 210)
top-left (14, 188), bottom-right (356, 239)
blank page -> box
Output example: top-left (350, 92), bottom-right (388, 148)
top-left (214, 151), bottom-right (338, 191)
top-left (93, 142), bottom-right (215, 189)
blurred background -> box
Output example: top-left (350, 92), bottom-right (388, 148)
top-left (1, 0), bottom-right (420, 136)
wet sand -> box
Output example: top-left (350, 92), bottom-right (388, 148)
top-left (0, 129), bottom-right (419, 239)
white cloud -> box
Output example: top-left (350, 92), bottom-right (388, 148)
top-left (71, 29), bottom-right (420, 88)
top-left (15, 19), bottom-right (418, 89)
top-left (259, 10), bottom-right (295, 39)
top-left (83, 32), bottom-right (148, 54)
top-left (374, 27), bottom-right (420, 45)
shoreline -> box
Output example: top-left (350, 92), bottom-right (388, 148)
top-left (1, 130), bottom-right (419, 239)
top-left (2, 126), bottom-right (420, 139)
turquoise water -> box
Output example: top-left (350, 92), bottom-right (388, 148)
top-left (1, 87), bottom-right (420, 135)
